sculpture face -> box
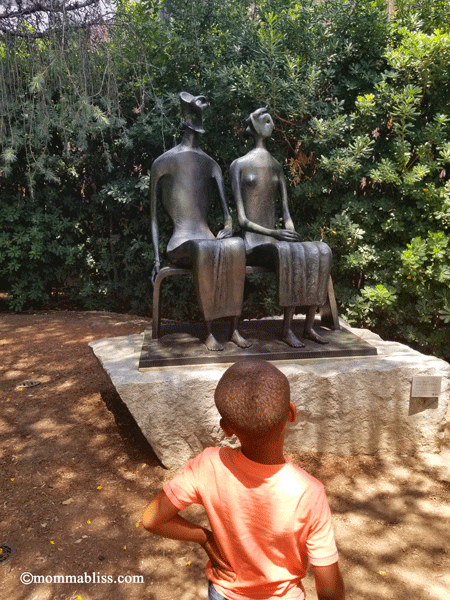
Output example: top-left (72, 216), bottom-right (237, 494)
top-left (179, 91), bottom-right (209, 133)
top-left (249, 108), bottom-right (274, 138)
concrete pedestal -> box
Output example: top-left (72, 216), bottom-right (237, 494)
top-left (90, 326), bottom-right (450, 469)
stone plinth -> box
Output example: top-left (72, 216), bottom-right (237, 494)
top-left (89, 326), bottom-right (450, 469)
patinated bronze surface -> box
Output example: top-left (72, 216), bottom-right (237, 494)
top-left (230, 108), bottom-right (333, 347)
top-left (138, 318), bottom-right (377, 369)
top-left (150, 92), bottom-right (249, 351)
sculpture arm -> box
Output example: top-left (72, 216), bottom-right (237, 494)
top-left (150, 168), bottom-right (161, 284)
top-left (279, 172), bottom-right (298, 234)
top-left (230, 162), bottom-right (300, 242)
top-left (213, 162), bottom-right (233, 238)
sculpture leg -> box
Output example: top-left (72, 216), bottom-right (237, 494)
top-left (230, 316), bottom-right (252, 349)
top-left (193, 238), bottom-right (249, 350)
top-left (205, 321), bottom-right (224, 352)
top-left (303, 306), bottom-right (329, 344)
top-left (275, 241), bottom-right (332, 345)
top-left (169, 239), bottom-right (248, 351)
top-left (282, 307), bottom-right (305, 348)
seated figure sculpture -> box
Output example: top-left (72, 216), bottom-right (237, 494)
top-left (150, 92), bottom-right (249, 351)
top-left (230, 108), bottom-right (332, 348)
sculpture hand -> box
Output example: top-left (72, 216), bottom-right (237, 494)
top-left (216, 226), bottom-right (233, 239)
top-left (151, 260), bottom-right (161, 286)
top-left (274, 229), bottom-right (301, 242)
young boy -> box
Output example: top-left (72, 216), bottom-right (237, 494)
top-left (143, 360), bottom-right (345, 600)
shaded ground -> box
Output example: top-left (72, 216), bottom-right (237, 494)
top-left (0, 310), bottom-right (449, 600)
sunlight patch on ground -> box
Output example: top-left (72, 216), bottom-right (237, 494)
top-left (30, 418), bottom-right (72, 438)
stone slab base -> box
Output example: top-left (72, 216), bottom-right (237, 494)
top-left (89, 325), bottom-right (450, 469)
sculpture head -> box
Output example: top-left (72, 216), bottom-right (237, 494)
top-left (245, 108), bottom-right (274, 138)
top-left (179, 92), bottom-right (209, 133)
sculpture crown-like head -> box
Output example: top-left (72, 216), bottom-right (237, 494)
top-left (246, 107), bottom-right (274, 138)
top-left (179, 92), bottom-right (209, 133)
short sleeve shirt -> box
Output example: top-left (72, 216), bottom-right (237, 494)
top-left (163, 447), bottom-right (338, 600)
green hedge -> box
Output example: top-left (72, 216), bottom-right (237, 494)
top-left (0, 0), bottom-right (449, 361)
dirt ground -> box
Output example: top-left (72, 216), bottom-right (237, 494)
top-left (1, 310), bottom-right (449, 600)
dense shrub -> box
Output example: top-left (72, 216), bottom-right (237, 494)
top-left (0, 0), bottom-right (449, 360)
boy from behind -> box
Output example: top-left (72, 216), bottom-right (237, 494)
top-left (143, 359), bottom-right (345, 600)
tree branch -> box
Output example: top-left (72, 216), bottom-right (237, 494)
top-left (0, 0), bottom-right (114, 38)
top-left (0, 1), bottom-right (100, 20)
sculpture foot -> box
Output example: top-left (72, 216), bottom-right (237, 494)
top-left (303, 328), bottom-right (329, 345)
top-left (282, 329), bottom-right (305, 348)
top-left (205, 333), bottom-right (224, 352)
top-left (231, 329), bottom-right (252, 349)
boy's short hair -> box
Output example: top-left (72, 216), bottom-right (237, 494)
top-left (214, 360), bottom-right (290, 437)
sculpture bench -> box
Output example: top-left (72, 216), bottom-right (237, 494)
top-left (152, 265), bottom-right (340, 340)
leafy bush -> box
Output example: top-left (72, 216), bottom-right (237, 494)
top-left (0, 0), bottom-right (449, 361)
top-left (318, 24), bottom-right (450, 359)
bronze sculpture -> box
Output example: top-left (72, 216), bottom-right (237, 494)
top-left (230, 108), bottom-right (332, 347)
top-left (150, 92), bottom-right (249, 351)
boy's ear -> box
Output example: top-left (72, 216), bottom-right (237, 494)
top-left (220, 418), bottom-right (235, 438)
top-left (288, 402), bottom-right (297, 424)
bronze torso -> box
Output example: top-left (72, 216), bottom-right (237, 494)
top-left (153, 145), bottom-right (218, 252)
top-left (233, 147), bottom-right (283, 249)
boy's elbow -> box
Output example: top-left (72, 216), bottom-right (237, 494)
top-left (142, 490), bottom-right (179, 535)
top-left (142, 512), bottom-right (156, 533)
top-left (142, 501), bottom-right (161, 533)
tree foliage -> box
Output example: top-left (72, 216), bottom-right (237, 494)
top-left (0, 0), bottom-right (449, 360)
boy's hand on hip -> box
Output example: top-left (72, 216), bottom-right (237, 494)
top-left (201, 531), bottom-right (236, 583)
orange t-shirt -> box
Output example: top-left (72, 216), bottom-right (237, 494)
top-left (163, 447), bottom-right (338, 600)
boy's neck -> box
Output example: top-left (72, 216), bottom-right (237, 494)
top-left (239, 433), bottom-right (286, 465)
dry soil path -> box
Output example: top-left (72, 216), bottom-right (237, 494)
top-left (0, 310), bottom-right (449, 600)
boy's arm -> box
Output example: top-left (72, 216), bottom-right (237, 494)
top-left (142, 490), bottom-right (235, 582)
top-left (311, 562), bottom-right (345, 600)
